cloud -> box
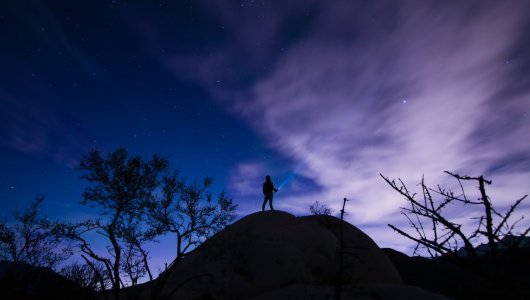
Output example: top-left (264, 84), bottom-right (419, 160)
top-left (165, 0), bottom-right (530, 250)
top-left (229, 162), bottom-right (266, 196)
top-left (226, 161), bottom-right (265, 215)
top-left (0, 90), bottom-right (92, 167)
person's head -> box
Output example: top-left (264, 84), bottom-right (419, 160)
top-left (265, 175), bottom-right (271, 182)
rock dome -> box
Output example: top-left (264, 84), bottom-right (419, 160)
top-left (145, 210), bottom-right (450, 300)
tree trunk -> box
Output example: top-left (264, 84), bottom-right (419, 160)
top-left (478, 176), bottom-right (496, 255)
top-left (109, 214), bottom-right (122, 300)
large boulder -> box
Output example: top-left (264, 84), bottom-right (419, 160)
top-left (146, 211), bottom-right (450, 299)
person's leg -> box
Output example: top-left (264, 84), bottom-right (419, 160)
top-left (270, 194), bottom-right (274, 210)
top-left (262, 195), bottom-right (267, 211)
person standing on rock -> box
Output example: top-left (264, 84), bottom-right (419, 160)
top-left (262, 175), bottom-right (278, 211)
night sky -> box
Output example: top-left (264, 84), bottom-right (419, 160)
top-left (2, 0), bottom-right (530, 267)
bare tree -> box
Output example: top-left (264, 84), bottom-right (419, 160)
top-left (56, 147), bottom-right (237, 300)
top-left (147, 174), bottom-right (237, 262)
top-left (58, 147), bottom-right (169, 300)
top-left (381, 171), bottom-right (529, 261)
top-left (121, 245), bottom-right (147, 286)
top-left (0, 196), bottom-right (72, 269)
top-left (145, 175), bottom-right (237, 300)
top-left (309, 200), bottom-right (334, 216)
top-left (60, 261), bottom-right (111, 291)
top-left (120, 217), bottom-right (159, 284)
top-left (56, 219), bottom-right (114, 299)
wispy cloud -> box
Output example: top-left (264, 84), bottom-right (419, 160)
top-left (229, 162), bottom-right (265, 196)
top-left (164, 0), bottom-right (530, 250)
top-left (227, 161), bottom-right (267, 214)
top-left (0, 90), bottom-right (92, 167)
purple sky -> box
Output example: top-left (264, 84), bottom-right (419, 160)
top-left (1, 0), bottom-right (529, 270)
top-left (168, 0), bottom-right (530, 250)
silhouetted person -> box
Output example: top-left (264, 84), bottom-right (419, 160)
top-left (262, 175), bottom-right (278, 211)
